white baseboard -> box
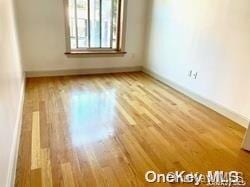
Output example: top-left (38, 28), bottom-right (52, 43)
top-left (26, 66), bottom-right (142, 78)
top-left (242, 126), bottom-right (250, 151)
top-left (142, 67), bottom-right (250, 129)
top-left (6, 76), bottom-right (26, 187)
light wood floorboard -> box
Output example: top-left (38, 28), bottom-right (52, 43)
top-left (15, 72), bottom-right (250, 186)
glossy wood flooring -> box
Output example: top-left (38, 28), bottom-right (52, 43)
top-left (15, 72), bottom-right (250, 187)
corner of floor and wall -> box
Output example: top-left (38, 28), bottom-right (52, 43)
top-left (142, 0), bottom-right (250, 136)
top-left (1, 0), bottom-right (250, 186)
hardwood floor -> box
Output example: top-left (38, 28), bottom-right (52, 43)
top-left (15, 72), bottom-right (249, 186)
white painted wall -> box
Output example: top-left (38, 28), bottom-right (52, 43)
top-left (15, 0), bottom-right (147, 72)
top-left (144, 0), bottom-right (250, 125)
top-left (0, 0), bottom-right (24, 186)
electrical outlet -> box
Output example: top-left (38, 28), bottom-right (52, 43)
top-left (193, 72), bottom-right (198, 79)
top-left (189, 70), bottom-right (192, 77)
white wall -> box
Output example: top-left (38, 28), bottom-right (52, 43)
top-left (0, 0), bottom-right (24, 186)
top-left (15, 0), bottom-right (147, 72)
top-left (144, 0), bottom-right (250, 125)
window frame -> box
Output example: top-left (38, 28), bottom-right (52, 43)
top-left (64, 0), bottom-right (127, 55)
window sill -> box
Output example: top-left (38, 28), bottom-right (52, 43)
top-left (65, 50), bottom-right (127, 55)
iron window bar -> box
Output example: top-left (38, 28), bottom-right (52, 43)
top-left (74, 0), bottom-right (79, 48)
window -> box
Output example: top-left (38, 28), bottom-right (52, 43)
top-left (65, 0), bottom-right (126, 54)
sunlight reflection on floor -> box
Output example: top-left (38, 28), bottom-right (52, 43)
top-left (69, 89), bottom-right (117, 146)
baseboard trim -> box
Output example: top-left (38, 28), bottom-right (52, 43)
top-left (142, 67), bottom-right (250, 129)
top-left (242, 126), bottom-right (250, 151)
top-left (6, 75), bottom-right (26, 187)
top-left (26, 66), bottom-right (143, 78)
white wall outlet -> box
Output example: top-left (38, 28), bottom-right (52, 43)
top-left (193, 72), bottom-right (198, 79)
top-left (189, 70), bottom-right (192, 77)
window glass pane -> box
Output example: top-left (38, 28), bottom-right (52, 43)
top-left (90, 0), bottom-right (101, 48)
top-left (77, 0), bottom-right (88, 48)
top-left (69, 0), bottom-right (77, 49)
top-left (101, 0), bottom-right (112, 48)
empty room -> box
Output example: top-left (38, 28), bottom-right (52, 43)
top-left (1, 0), bottom-right (250, 186)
